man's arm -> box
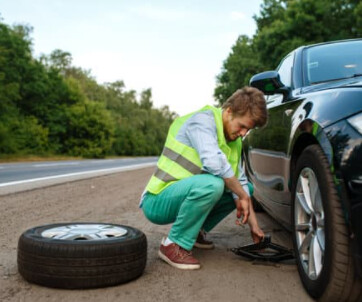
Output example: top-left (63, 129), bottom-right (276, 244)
top-left (178, 111), bottom-right (234, 178)
top-left (230, 159), bottom-right (264, 242)
top-left (224, 176), bottom-right (250, 224)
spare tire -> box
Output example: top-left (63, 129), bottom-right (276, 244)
top-left (17, 223), bottom-right (147, 289)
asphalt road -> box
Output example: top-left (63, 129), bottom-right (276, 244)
top-left (0, 166), bottom-right (313, 302)
top-left (0, 157), bottom-right (157, 195)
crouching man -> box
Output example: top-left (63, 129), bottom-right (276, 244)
top-left (140, 86), bottom-right (268, 270)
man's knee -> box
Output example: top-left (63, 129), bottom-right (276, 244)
top-left (208, 175), bottom-right (225, 195)
top-left (195, 174), bottom-right (225, 200)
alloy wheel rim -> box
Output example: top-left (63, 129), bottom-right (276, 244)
top-left (294, 167), bottom-right (325, 280)
top-left (41, 224), bottom-right (128, 240)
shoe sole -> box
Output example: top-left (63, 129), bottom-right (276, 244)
top-left (158, 250), bottom-right (201, 270)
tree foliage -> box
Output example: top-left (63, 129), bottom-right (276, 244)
top-left (214, 35), bottom-right (263, 104)
top-left (215, 0), bottom-right (361, 105)
top-left (0, 20), bottom-right (176, 158)
top-left (3, 0), bottom-right (359, 158)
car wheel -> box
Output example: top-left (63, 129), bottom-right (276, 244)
top-left (292, 145), bottom-right (361, 302)
top-left (18, 222), bottom-right (147, 289)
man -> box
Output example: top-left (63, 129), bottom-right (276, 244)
top-left (141, 86), bottom-right (268, 270)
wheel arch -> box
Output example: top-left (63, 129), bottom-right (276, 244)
top-left (289, 120), bottom-right (335, 192)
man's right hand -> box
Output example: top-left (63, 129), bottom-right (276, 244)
top-left (234, 196), bottom-right (250, 224)
top-left (224, 176), bottom-right (251, 224)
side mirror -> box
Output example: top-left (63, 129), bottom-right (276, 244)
top-left (249, 71), bottom-right (284, 95)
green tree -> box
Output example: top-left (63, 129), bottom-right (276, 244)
top-left (140, 88), bottom-right (153, 110)
top-left (0, 23), bottom-right (29, 116)
top-left (63, 101), bottom-right (114, 158)
top-left (215, 0), bottom-right (362, 105)
top-left (0, 22), bottom-right (51, 154)
top-left (214, 35), bottom-right (263, 105)
top-left (0, 18), bottom-right (175, 158)
top-left (254, 0), bottom-right (361, 69)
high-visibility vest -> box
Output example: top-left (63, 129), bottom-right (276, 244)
top-left (145, 105), bottom-right (242, 194)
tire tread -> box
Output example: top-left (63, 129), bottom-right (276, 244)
top-left (292, 145), bottom-right (361, 302)
top-left (17, 223), bottom-right (147, 289)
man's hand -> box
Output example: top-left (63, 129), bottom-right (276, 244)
top-left (248, 200), bottom-right (264, 243)
top-left (250, 224), bottom-right (264, 243)
top-left (224, 176), bottom-right (251, 224)
top-left (234, 196), bottom-right (250, 224)
top-left (235, 197), bottom-right (265, 243)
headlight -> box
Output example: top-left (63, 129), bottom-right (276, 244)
top-left (348, 112), bottom-right (362, 134)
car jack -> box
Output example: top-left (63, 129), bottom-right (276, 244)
top-left (230, 234), bottom-right (295, 262)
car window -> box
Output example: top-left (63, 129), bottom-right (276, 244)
top-left (304, 40), bottom-right (362, 85)
top-left (277, 53), bottom-right (294, 87)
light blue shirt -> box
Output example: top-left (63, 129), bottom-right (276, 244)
top-left (176, 109), bottom-right (250, 199)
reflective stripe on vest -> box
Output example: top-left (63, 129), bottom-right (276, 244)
top-left (162, 147), bottom-right (201, 175)
top-left (153, 146), bottom-right (202, 183)
top-left (145, 105), bottom-right (241, 194)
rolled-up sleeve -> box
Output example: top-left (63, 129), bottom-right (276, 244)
top-left (176, 110), bottom-right (250, 199)
top-left (178, 111), bottom-right (234, 178)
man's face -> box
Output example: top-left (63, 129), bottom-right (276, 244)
top-left (223, 108), bottom-right (255, 141)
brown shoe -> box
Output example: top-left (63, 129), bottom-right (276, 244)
top-left (194, 230), bottom-right (214, 249)
top-left (158, 239), bottom-right (201, 270)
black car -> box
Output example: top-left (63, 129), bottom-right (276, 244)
top-left (245, 39), bottom-right (362, 301)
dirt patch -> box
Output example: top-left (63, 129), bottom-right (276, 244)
top-left (0, 167), bottom-right (313, 302)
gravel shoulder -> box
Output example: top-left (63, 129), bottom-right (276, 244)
top-left (0, 167), bottom-right (313, 302)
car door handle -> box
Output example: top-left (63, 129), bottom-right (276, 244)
top-left (284, 109), bottom-right (294, 117)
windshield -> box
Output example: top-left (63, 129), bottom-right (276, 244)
top-left (304, 40), bottom-right (362, 85)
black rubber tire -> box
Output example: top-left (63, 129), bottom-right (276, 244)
top-left (17, 223), bottom-right (147, 289)
top-left (292, 145), bottom-right (361, 302)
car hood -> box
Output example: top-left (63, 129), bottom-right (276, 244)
top-left (300, 83), bottom-right (362, 128)
top-left (302, 77), bottom-right (362, 94)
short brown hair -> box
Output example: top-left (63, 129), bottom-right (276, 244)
top-left (222, 86), bottom-right (268, 127)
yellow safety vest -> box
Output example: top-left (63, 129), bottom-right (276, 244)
top-left (145, 105), bottom-right (242, 194)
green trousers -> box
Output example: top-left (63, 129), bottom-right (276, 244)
top-left (142, 174), bottom-right (237, 251)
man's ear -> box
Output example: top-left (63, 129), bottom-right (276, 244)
top-left (226, 107), bottom-right (233, 120)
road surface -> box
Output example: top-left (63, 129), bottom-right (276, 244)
top-left (0, 166), bottom-right (313, 302)
top-left (0, 157), bottom-right (157, 195)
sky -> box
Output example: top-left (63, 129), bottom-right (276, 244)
top-left (1, 0), bottom-right (263, 115)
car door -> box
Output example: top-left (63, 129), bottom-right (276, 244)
top-left (245, 52), bottom-right (302, 226)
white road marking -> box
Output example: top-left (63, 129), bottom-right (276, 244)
top-left (0, 162), bottom-right (156, 187)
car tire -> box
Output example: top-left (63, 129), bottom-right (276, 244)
top-left (292, 145), bottom-right (361, 302)
top-left (17, 222), bottom-right (147, 289)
